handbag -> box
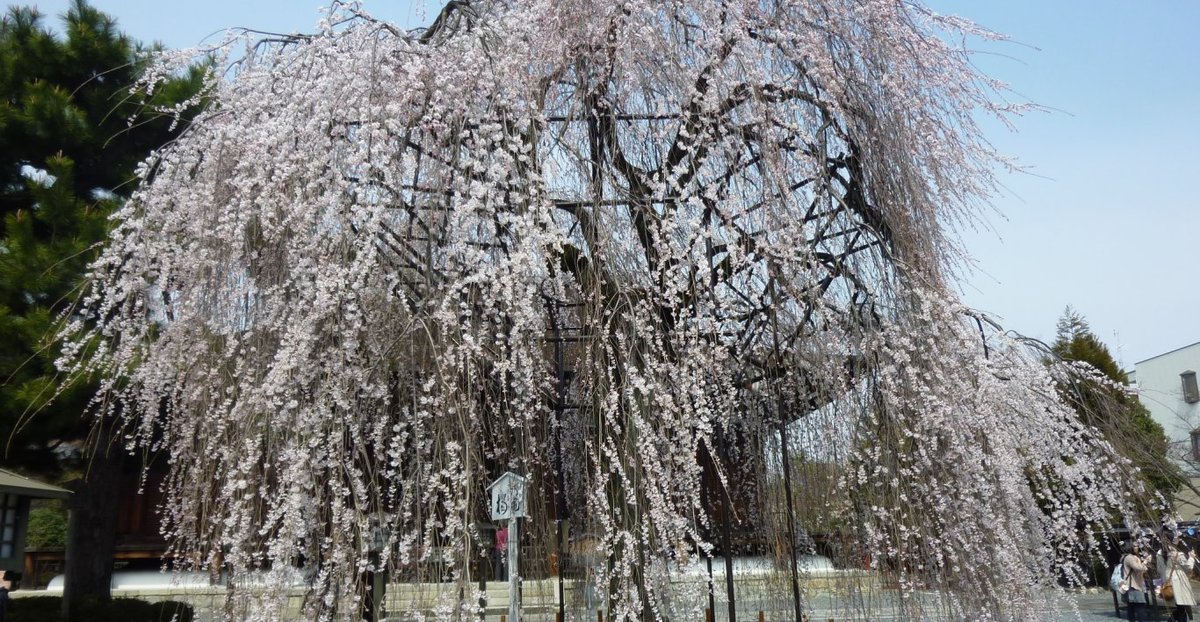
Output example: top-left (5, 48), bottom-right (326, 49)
top-left (1161, 551), bottom-right (1178, 600)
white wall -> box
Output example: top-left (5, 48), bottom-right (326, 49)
top-left (1133, 342), bottom-right (1200, 449)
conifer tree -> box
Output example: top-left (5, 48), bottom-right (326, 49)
top-left (1052, 307), bottom-right (1181, 503)
top-left (0, 1), bottom-right (202, 614)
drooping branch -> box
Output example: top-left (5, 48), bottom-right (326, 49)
top-left (61, 3), bottom-right (1148, 621)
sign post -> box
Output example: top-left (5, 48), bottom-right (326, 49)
top-left (365, 517), bottom-right (390, 622)
top-left (488, 472), bottom-right (528, 622)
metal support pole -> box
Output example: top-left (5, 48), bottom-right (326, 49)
top-left (701, 469), bottom-right (716, 618)
top-left (551, 303), bottom-right (568, 622)
top-left (719, 431), bottom-right (737, 622)
top-left (722, 509), bottom-right (737, 622)
top-left (478, 530), bottom-right (488, 622)
top-left (509, 516), bottom-right (520, 622)
top-left (777, 400), bottom-right (803, 622)
top-left (556, 520), bottom-right (566, 620)
top-left (372, 567), bottom-right (388, 622)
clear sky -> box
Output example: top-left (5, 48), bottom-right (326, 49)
top-left (11, 0), bottom-right (1200, 367)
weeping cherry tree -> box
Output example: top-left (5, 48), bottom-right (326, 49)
top-left (62, 0), bottom-right (1143, 620)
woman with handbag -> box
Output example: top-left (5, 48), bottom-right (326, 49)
top-left (1125, 541), bottom-right (1152, 622)
top-left (1158, 533), bottom-right (1197, 622)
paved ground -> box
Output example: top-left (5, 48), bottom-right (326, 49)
top-left (553, 591), bottom-right (1147, 622)
top-left (1055, 592), bottom-right (1130, 621)
top-left (1056, 591), bottom-right (1170, 622)
top-left (399, 591), bottom-right (1159, 621)
top-left (694, 590), bottom-right (1135, 622)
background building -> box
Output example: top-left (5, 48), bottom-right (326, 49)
top-left (0, 469), bottom-right (69, 586)
top-left (1131, 342), bottom-right (1200, 519)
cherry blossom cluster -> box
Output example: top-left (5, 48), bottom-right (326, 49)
top-left (62, 1), bottom-right (1135, 620)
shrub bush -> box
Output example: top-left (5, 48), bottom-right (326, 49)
top-left (25, 507), bottom-right (68, 550)
top-left (7, 596), bottom-right (194, 622)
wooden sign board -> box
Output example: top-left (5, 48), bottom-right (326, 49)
top-left (487, 471), bottom-right (528, 521)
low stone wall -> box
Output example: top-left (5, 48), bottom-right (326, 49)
top-left (14, 570), bottom-right (879, 621)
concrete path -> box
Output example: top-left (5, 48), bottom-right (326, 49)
top-left (385, 591), bottom-right (1154, 621)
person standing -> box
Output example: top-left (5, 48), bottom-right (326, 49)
top-left (1158, 532), bottom-right (1197, 622)
top-left (494, 526), bottom-right (509, 580)
top-left (1124, 541), bottom-right (1151, 622)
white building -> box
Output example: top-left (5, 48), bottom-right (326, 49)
top-left (1131, 342), bottom-right (1200, 455)
top-left (1131, 342), bottom-right (1200, 519)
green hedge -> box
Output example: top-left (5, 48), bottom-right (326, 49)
top-left (7, 596), bottom-right (194, 622)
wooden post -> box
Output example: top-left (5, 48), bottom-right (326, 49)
top-left (758, 612), bottom-right (765, 622)
top-left (489, 473), bottom-right (527, 622)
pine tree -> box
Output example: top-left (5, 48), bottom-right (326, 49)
top-left (1052, 307), bottom-right (1181, 503)
top-left (0, 1), bottom-right (202, 615)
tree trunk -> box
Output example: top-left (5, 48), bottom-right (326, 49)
top-left (62, 431), bottom-right (123, 621)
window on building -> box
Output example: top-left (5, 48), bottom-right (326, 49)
top-left (0, 494), bottom-right (18, 558)
top-left (1193, 429), bottom-right (1200, 462)
top-left (1183, 371), bottom-right (1200, 404)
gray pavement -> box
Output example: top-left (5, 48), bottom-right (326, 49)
top-left (1057, 592), bottom-right (1131, 621)
top-left (1056, 591), bottom-right (1177, 622)
top-left (687, 589), bottom-right (1132, 622)
top-left (405, 594), bottom-right (1150, 622)
top-left (400, 592), bottom-right (1158, 621)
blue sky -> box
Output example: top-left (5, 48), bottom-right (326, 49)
top-left (925, 1), bottom-right (1200, 367)
top-left (12, 0), bottom-right (1200, 367)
